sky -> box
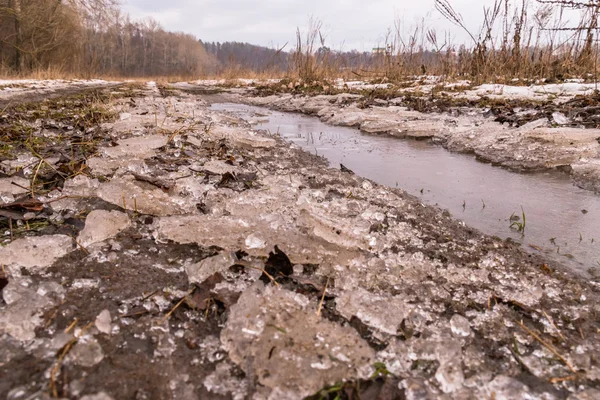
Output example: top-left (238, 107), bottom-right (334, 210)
top-left (121, 0), bottom-right (578, 52)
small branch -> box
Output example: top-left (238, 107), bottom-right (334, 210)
top-left (316, 276), bottom-right (330, 317)
top-left (160, 287), bottom-right (195, 324)
top-left (519, 320), bottom-right (577, 373)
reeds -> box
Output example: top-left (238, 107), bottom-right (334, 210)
top-left (226, 1), bottom-right (600, 85)
top-left (3, 1), bottom-right (599, 84)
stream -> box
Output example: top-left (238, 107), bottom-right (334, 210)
top-left (212, 102), bottom-right (600, 276)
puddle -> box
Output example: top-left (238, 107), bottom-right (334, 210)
top-left (212, 103), bottom-right (600, 275)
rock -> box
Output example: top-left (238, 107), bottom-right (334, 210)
top-left (0, 235), bottom-right (73, 274)
top-left (94, 310), bottom-right (112, 334)
top-left (78, 210), bottom-right (130, 247)
top-left (221, 283), bottom-right (375, 399)
top-left (185, 252), bottom-right (237, 285)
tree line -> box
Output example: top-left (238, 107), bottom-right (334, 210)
top-left (0, 0), bottom-right (217, 76)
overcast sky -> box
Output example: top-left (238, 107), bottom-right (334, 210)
top-left (121, 0), bottom-right (574, 51)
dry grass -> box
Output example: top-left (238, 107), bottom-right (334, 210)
top-left (2, 1), bottom-right (599, 86)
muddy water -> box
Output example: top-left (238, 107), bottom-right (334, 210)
top-left (212, 103), bottom-right (600, 275)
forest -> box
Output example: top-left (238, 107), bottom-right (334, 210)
top-left (0, 0), bottom-right (217, 76)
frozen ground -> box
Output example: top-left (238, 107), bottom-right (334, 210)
top-left (0, 81), bottom-right (599, 399)
top-left (176, 77), bottom-right (600, 194)
top-left (0, 79), bottom-right (118, 106)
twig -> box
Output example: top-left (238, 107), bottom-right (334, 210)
top-left (50, 321), bottom-right (93, 397)
top-left (160, 288), bottom-right (195, 324)
top-left (27, 147), bottom-right (67, 179)
top-left (543, 310), bottom-right (565, 342)
top-left (317, 276), bottom-right (330, 316)
top-left (31, 160), bottom-right (43, 197)
top-left (10, 181), bottom-right (30, 191)
top-left (242, 264), bottom-right (280, 287)
top-left (64, 318), bottom-right (78, 334)
top-left (519, 320), bottom-right (577, 373)
top-left (70, 235), bottom-right (89, 255)
top-left (43, 195), bottom-right (93, 205)
top-left (549, 375), bottom-right (578, 384)
top-left (141, 289), bottom-right (160, 302)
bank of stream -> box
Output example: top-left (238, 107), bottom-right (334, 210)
top-left (212, 102), bottom-right (600, 276)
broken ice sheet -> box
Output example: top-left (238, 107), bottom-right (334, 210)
top-left (66, 334), bottom-right (105, 367)
top-left (221, 283), bottom-right (375, 399)
top-left (0, 280), bottom-right (65, 341)
top-left (97, 175), bottom-right (197, 216)
top-left (78, 210), bottom-right (130, 247)
top-left (0, 235), bottom-right (73, 275)
top-left (203, 361), bottom-right (248, 400)
top-left (185, 252), bottom-right (237, 285)
top-left (95, 309), bottom-right (112, 335)
top-left (335, 287), bottom-right (411, 336)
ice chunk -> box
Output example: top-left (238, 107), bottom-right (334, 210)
top-left (568, 388), bottom-right (600, 400)
top-left (0, 176), bottom-right (29, 196)
top-left (552, 112), bottom-right (569, 125)
top-left (0, 280), bottom-right (64, 340)
top-left (203, 160), bottom-right (239, 175)
top-left (335, 287), bottom-right (410, 335)
top-left (0, 235), bottom-right (72, 274)
top-left (67, 335), bottom-right (104, 367)
top-left (97, 175), bottom-right (197, 216)
top-left (95, 309), bottom-right (112, 335)
top-left (221, 284), bottom-right (375, 398)
top-left (78, 210), bottom-right (130, 247)
top-left (185, 252), bottom-right (237, 285)
top-left (450, 314), bottom-right (471, 337)
top-left (483, 375), bottom-right (532, 400)
top-left (81, 393), bottom-right (114, 400)
top-left (203, 362), bottom-right (248, 400)
top-left (245, 233), bottom-right (266, 249)
top-left (435, 362), bottom-right (464, 393)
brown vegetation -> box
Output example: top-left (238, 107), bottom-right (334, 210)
top-left (1, 0), bottom-right (600, 83)
top-left (218, 0), bottom-right (600, 85)
top-left (0, 0), bottom-right (217, 77)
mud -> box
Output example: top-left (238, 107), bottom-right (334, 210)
top-left (0, 82), bottom-right (599, 400)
